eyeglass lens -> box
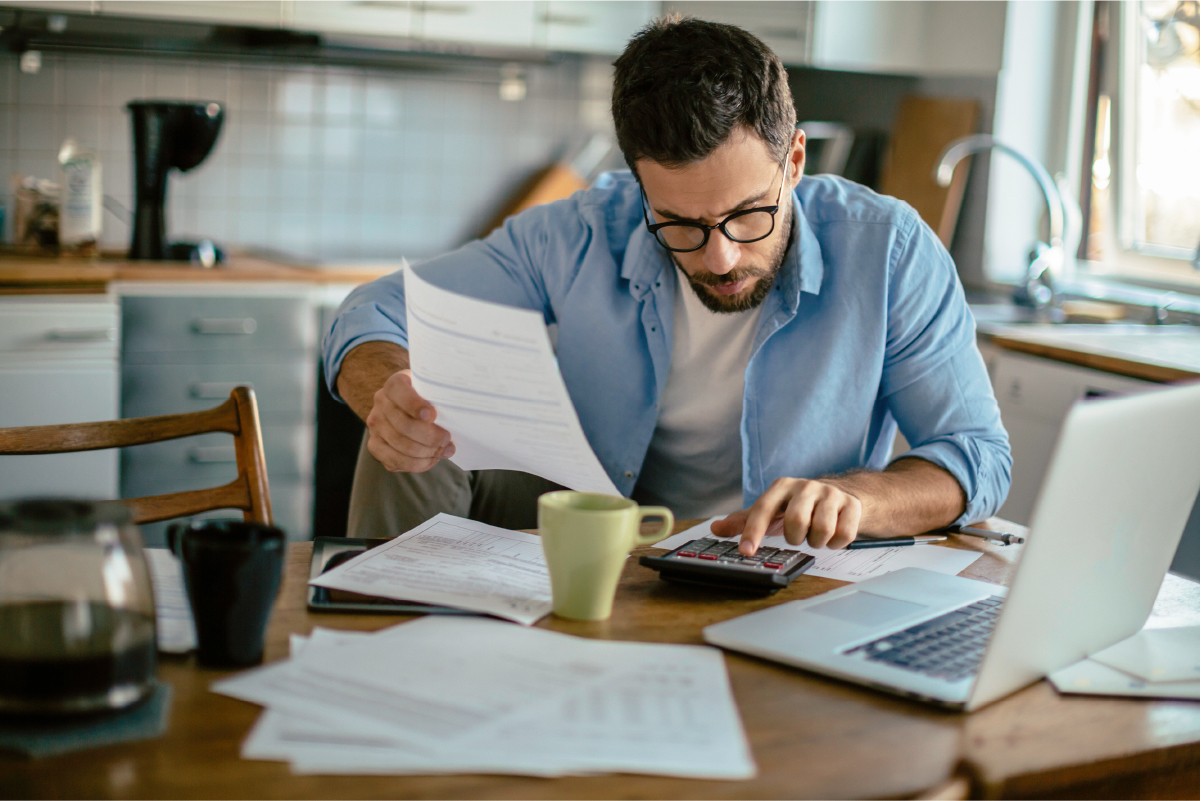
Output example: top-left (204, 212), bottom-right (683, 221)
top-left (654, 210), bottom-right (775, 252)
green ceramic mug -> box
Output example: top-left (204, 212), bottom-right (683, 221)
top-left (538, 491), bottom-right (674, 621)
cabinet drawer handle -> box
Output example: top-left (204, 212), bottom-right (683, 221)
top-left (192, 318), bottom-right (258, 336)
top-left (414, 1), bottom-right (469, 14)
top-left (189, 382), bottom-right (252, 400)
top-left (188, 446), bottom-right (236, 464)
top-left (45, 327), bottom-right (116, 343)
top-left (541, 12), bottom-right (588, 26)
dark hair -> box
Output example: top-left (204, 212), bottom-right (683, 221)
top-left (611, 15), bottom-right (797, 171)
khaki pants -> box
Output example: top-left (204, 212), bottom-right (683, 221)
top-left (346, 434), bottom-right (563, 537)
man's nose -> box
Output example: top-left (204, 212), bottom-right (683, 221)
top-left (701, 231), bottom-right (740, 275)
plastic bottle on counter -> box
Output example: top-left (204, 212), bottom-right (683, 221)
top-left (57, 138), bottom-right (102, 258)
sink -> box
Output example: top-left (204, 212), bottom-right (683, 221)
top-left (970, 302), bottom-right (1131, 327)
top-left (970, 301), bottom-right (1197, 329)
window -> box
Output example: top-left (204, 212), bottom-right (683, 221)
top-left (1081, 0), bottom-right (1199, 287)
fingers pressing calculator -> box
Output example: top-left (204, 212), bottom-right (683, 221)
top-left (639, 538), bottom-right (815, 593)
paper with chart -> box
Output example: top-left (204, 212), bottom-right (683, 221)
top-left (654, 517), bottom-right (981, 582)
top-left (404, 263), bottom-right (619, 495)
top-left (216, 618), bottom-right (756, 779)
top-left (309, 513), bottom-right (552, 625)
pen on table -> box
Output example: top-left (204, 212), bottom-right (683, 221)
top-left (948, 525), bottom-right (1026, 546)
top-left (845, 534), bottom-right (948, 550)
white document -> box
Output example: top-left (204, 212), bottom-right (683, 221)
top-left (1089, 625), bottom-right (1200, 682)
top-left (1049, 625), bottom-right (1200, 700)
top-left (405, 263), bottom-right (619, 495)
top-left (309, 513), bottom-right (552, 625)
top-left (454, 637), bottom-right (754, 779)
top-left (144, 547), bottom-right (196, 653)
top-left (217, 617), bottom-right (756, 779)
top-left (654, 517), bottom-right (981, 582)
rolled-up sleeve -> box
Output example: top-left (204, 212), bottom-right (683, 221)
top-left (322, 270), bottom-right (412, 403)
top-left (882, 215), bottom-right (1012, 524)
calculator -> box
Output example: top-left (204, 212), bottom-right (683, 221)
top-left (638, 538), bottom-right (816, 593)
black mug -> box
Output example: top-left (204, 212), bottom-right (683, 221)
top-left (167, 519), bottom-right (285, 668)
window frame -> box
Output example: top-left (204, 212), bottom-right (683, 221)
top-left (1078, 0), bottom-right (1200, 292)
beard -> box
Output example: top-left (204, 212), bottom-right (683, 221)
top-left (672, 207), bottom-right (794, 315)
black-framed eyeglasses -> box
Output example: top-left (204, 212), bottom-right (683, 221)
top-left (641, 155), bottom-right (790, 253)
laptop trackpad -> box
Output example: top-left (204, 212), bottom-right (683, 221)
top-left (808, 591), bottom-right (929, 628)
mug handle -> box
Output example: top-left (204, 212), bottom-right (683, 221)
top-left (634, 507), bottom-right (674, 546)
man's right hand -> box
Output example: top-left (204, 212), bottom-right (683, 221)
top-left (365, 368), bottom-right (456, 473)
top-left (335, 341), bottom-right (455, 473)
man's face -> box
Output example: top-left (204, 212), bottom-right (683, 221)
top-left (637, 128), bottom-right (804, 314)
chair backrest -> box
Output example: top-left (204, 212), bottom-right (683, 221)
top-left (0, 386), bottom-right (272, 526)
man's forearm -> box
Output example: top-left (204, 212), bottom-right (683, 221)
top-left (825, 458), bottom-right (967, 536)
top-left (335, 341), bottom-right (412, 423)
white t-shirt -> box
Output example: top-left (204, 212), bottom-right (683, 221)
top-left (632, 279), bottom-right (763, 519)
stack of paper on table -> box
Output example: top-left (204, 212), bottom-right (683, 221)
top-left (309, 513), bottom-right (554, 625)
top-left (213, 617), bottom-right (756, 779)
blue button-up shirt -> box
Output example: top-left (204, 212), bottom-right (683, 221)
top-left (324, 172), bottom-right (1011, 525)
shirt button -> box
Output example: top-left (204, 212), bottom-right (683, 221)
top-left (624, 471), bottom-right (634, 479)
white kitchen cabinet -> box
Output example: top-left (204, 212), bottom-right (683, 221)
top-left (287, 1), bottom-right (538, 49)
top-left (664, 2), bottom-right (813, 65)
top-left (118, 285), bottom-right (318, 545)
top-left (989, 347), bottom-right (1157, 525)
top-left (416, 1), bottom-right (537, 49)
top-left (286, 0), bottom-right (415, 38)
top-left (538, 1), bottom-right (656, 55)
top-left (811, 0), bottom-right (1004, 76)
top-left (2, 2), bottom-right (99, 12)
top-left (0, 296), bottom-right (120, 501)
top-left (666, 1), bottom-right (1004, 75)
top-left (96, 1), bottom-right (285, 27)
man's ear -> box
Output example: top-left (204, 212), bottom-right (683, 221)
top-left (790, 129), bottom-right (806, 187)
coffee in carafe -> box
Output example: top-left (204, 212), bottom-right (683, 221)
top-left (0, 499), bottom-right (157, 716)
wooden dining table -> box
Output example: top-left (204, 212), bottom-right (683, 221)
top-left (1, 522), bottom-right (1197, 800)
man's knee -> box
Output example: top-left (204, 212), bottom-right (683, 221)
top-left (468, 470), bottom-right (563, 530)
top-left (346, 437), bottom-right (472, 537)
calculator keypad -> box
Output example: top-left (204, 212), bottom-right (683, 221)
top-left (639, 538), bottom-right (815, 592)
top-left (668, 539), bottom-right (808, 572)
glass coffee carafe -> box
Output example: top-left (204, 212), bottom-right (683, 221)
top-left (0, 499), bottom-right (157, 715)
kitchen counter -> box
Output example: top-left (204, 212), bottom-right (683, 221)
top-left (0, 251), bottom-right (397, 294)
top-left (979, 323), bottom-right (1199, 383)
top-left (5, 262), bottom-right (1197, 384)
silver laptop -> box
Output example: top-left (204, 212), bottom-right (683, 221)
top-left (704, 383), bottom-right (1200, 711)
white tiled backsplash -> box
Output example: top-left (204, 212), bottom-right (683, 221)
top-left (0, 52), bottom-right (607, 260)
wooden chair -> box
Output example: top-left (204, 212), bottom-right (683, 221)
top-left (0, 386), bottom-right (272, 526)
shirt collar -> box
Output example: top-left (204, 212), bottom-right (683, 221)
top-left (783, 192), bottom-right (826, 301)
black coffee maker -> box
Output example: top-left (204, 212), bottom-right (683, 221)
top-left (127, 100), bottom-right (225, 264)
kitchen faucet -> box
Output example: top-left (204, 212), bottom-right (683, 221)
top-left (935, 134), bottom-right (1074, 311)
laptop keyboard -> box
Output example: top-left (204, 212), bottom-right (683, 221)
top-left (846, 596), bottom-right (1005, 682)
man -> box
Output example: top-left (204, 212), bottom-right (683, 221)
top-left (324, 16), bottom-right (1011, 555)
